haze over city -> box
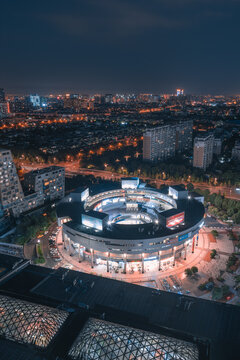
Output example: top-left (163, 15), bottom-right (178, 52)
top-left (1, 0), bottom-right (240, 94)
top-left (0, 1), bottom-right (240, 360)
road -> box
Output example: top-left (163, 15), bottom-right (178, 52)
top-left (21, 161), bottom-right (240, 200)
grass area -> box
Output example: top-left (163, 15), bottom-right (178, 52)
top-left (34, 243), bottom-right (45, 264)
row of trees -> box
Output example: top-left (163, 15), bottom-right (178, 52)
top-left (13, 140), bottom-right (240, 187)
top-left (195, 188), bottom-right (240, 224)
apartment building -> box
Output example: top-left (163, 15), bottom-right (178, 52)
top-left (193, 134), bottom-right (214, 171)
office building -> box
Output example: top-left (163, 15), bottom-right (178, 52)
top-left (193, 134), bottom-right (214, 171)
top-left (232, 141), bottom-right (240, 161)
top-left (24, 166), bottom-right (65, 202)
top-left (143, 121), bottom-right (193, 161)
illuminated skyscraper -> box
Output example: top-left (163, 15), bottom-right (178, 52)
top-left (29, 94), bottom-right (40, 107)
top-left (176, 89), bottom-right (184, 96)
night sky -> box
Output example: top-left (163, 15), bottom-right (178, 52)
top-left (1, 0), bottom-right (240, 95)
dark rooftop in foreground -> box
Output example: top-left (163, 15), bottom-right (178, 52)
top-left (0, 254), bottom-right (239, 359)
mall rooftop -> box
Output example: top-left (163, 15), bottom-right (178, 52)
top-left (57, 179), bottom-right (205, 240)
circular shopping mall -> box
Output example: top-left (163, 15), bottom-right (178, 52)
top-left (56, 178), bottom-right (205, 273)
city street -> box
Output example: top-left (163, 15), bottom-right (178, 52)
top-left (21, 161), bottom-right (240, 200)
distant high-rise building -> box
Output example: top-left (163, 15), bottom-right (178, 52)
top-left (193, 134), bottom-right (214, 171)
top-left (0, 88), bottom-right (5, 102)
top-left (143, 121), bottom-right (192, 162)
top-left (176, 89), bottom-right (184, 96)
top-left (28, 94), bottom-right (40, 107)
top-left (0, 88), bottom-right (8, 119)
top-left (232, 141), bottom-right (240, 161)
top-left (104, 94), bottom-right (113, 103)
top-left (0, 102), bottom-right (8, 119)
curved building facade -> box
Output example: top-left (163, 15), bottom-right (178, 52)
top-left (57, 178), bottom-right (204, 272)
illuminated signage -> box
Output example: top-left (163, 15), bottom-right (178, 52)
top-left (178, 233), bottom-right (189, 242)
top-left (121, 178), bottom-right (139, 189)
top-left (82, 214), bottom-right (103, 231)
top-left (81, 188), bottom-right (89, 202)
top-left (166, 212), bottom-right (185, 228)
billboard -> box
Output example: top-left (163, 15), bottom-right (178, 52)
top-left (82, 214), bottom-right (103, 231)
top-left (121, 178), bottom-right (139, 189)
top-left (166, 212), bottom-right (185, 228)
top-left (81, 188), bottom-right (89, 202)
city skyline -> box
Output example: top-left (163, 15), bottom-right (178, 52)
top-left (1, 0), bottom-right (240, 95)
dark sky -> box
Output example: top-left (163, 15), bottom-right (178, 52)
top-left (1, 0), bottom-right (240, 95)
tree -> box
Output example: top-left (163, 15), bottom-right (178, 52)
top-left (232, 211), bottom-right (240, 224)
top-left (211, 230), bottom-right (219, 238)
top-left (214, 194), bottom-right (223, 209)
top-left (185, 268), bottom-right (193, 277)
top-left (212, 286), bottom-right (223, 301)
top-left (191, 266), bottom-right (198, 274)
top-left (210, 249), bottom-right (217, 259)
top-left (186, 183), bottom-right (194, 192)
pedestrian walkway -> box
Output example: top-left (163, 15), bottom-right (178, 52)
top-left (56, 229), bottom-right (211, 285)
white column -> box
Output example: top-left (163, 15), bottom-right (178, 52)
top-left (68, 239), bottom-right (72, 256)
top-left (107, 253), bottom-right (110, 272)
top-left (78, 246), bottom-right (82, 262)
top-left (173, 247), bottom-right (176, 266)
top-left (142, 254), bottom-right (145, 273)
top-left (91, 249), bottom-right (94, 268)
top-left (123, 254), bottom-right (127, 274)
top-left (184, 244), bottom-right (187, 260)
top-left (158, 251), bottom-right (161, 271)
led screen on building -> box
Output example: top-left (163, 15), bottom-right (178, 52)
top-left (166, 212), bottom-right (185, 228)
top-left (82, 214), bottom-right (103, 231)
top-left (121, 178), bottom-right (139, 189)
top-left (81, 188), bottom-right (89, 202)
